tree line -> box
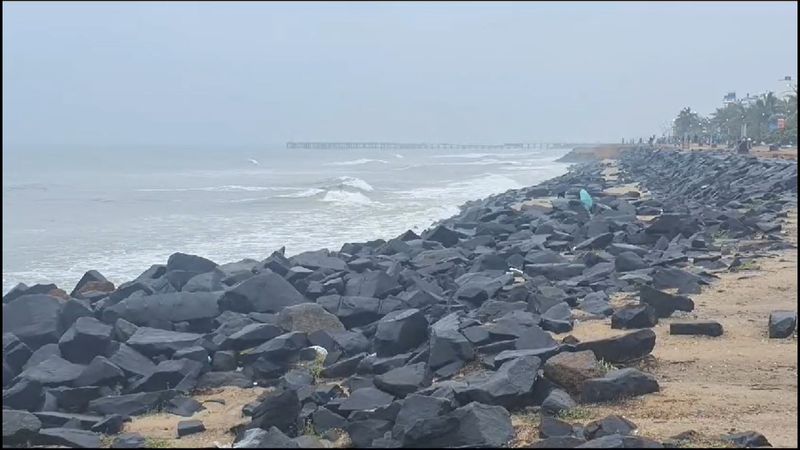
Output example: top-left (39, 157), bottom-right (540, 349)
top-left (670, 87), bottom-right (797, 146)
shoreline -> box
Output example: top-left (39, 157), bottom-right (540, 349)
top-left (3, 146), bottom-right (797, 448)
top-left (2, 150), bottom-right (574, 295)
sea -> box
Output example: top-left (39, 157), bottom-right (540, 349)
top-left (2, 145), bottom-right (572, 294)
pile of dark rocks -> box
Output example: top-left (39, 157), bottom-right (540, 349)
top-left (3, 147), bottom-right (796, 448)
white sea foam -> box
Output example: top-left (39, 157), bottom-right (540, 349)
top-left (431, 152), bottom-right (496, 159)
top-left (328, 158), bottom-right (389, 166)
top-left (398, 173), bottom-right (523, 201)
top-left (321, 190), bottom-right (375, 205)
top-left (333, 176), bottom-right (375, 192)
top-left (433, 159), bottom-right (518, 166)
top-left (277, 188), bottom-right (325, 198)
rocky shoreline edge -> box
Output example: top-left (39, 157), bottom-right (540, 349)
top-left (3, 146), bottom-right (798, 448)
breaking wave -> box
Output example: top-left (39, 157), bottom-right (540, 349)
top-left (321, 190), bottom-right (375, 205)
top-left (327, 158), bottom-right (389, 166)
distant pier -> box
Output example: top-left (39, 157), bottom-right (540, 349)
top-left (286, 142), bottom-right (580, 150)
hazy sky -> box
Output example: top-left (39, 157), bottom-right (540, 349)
top-left (2, 1), bottom-right (797, 147)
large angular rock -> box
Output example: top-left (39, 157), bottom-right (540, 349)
top-left (392, 394), bottom-right (453, 439)
top-left (58, 299), bottom-right (93, 333)
top-left (311, 407), bottom-right (347, 433)
top-left (36, 427), bottom-right (103, 448)
top-left (113, 318), bottom-right (138, 342)
top-left (538, 416), bottom-right (575, 438)
top-left (768, 310), bottom-right (797, 338)
top-left (638, 286), bottom-right (694, 318)
top-left (575, 329), bottom-right (656, 364)
top-left (3, 409), bottom-right (42, 444)
top-left (614, 252), bottom-right (648, 272)
top-left (277, 303), bottom-right (345, 334)
top-left (425, 225), bottom-right (462, 247)
top-left (165, 252), bottom-right (216, 277)
top-left (46, 386), bottom-right (104, 412)
top-left (91, 414), bottom-right (125, 434)
top-left (652, 267), bottom-right (702, 294)
top-left (584, 414), bottom-right (637, 439)
top-left (103, 292), bottom-right (221, 325)
top-left (723, 431), bottom-right (772, 448)
top-left (541, 302), bottom-right (574, 333)
top-left (346, 419), bottom-right (394, 448)
top-left (108, 343), bottom-right (157, 378)
top-left (70, 270), bottom-right (111, 297)
top-left (403, 401), bottom-right (514, 447)
top-left (310, 329), bottom-right (370, 356)
top-left (320, 352), bottom-right (367, 378)
top-left (239, 332), bottom-right (308, 364)
top-left (129, 359), bottom-right (204, 393)
top-left (173, 346), bottom-right (209, 366)
top-left (580, 368), bottom-right (659, 403)
top-left (525, 263), bottom-right (587, 280)
top-left (33, 412), bottom-right (103, 429)
top-left (462, 355), bottom-right (541, 408)
top-left (339, 387), bottom-right (395, 413)
top-left (181, 269), bottom-right (226, 293)
top-left (234, 427), bottom-right (300, 448)
top-left (541, 388), bottom-right (577, 416)
top-left (211, 350), bottom-right (237, 371)
top-left (88, 390), bottom-right (177, 416)
top-left (16, 355), bottom-right (85, 386)
top-left (316, 295), bottom-right (403, 328)
top-left (4, 333), bottom-right (33, 373)
top-left (374, 362), bottom-right (432, 397)
top-left (543, 350), bottom-right (605, 394)
top-left (428, 313), bottom-right (474, 370)
top-left (126, 327), bottom-right (204, 357)
top-left (177, 419), bottom-right (205, 437)
top-left (290, 250), bottom-right (348, 271)
top-left (57, 317), bottom-right (113, 364)
top-left (345, 270), bottom-right (402, 299)
top-left (3, 294), bottom-right (65, 349)
top-left (249, 388), bottom-right (301, 434)
top-left (111, 433), bottom-right (146, 448)
top-left (3, 378), bottom-right (44, 411)
top-left (220, 323), bottom-right (284, 351)
top-left (219, 271), bottom-right (307, 313)
top-left (611, 305), bottom-right (658, 329)
top-left (574, 233), bottom-right (614, 251)
top-left (669, 321), bottom-right (723, 337)
top-left (578, 292), bottom-right (613, 317)
top-left (374, 309), bottom-right (429, 356)
top-left (196, 371), bottom-right (253, 389)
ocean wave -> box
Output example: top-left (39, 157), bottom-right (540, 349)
top-left (323, 176), bottom-right (375, 192)
top-left (327, 158), bottom-right (389, 166)
top-left (431, 152), bottom-right (496, 159)
top-left (277, 188), bottom-right (326, 198)
top-left (435, 159), bottom-right (519, 166)
top-left (397, 173), bottom-right (523, 201)
top-left (136, 185), bottom-right (286, 193)
top-left (321, 190), bottom-right (375, 205)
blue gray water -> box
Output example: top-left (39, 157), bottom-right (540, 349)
top-left (2, 145), bottom-right (572, 293)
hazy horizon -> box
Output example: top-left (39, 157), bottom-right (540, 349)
top-left (3, 1), bottom-right (798, 150)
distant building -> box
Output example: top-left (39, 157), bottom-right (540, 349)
top-left (739, 93), bottom-right (760, 106)
top-left (723, 92), bottom-right (736, 104)
top-left (776, 76), bottom-right (795, 100)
